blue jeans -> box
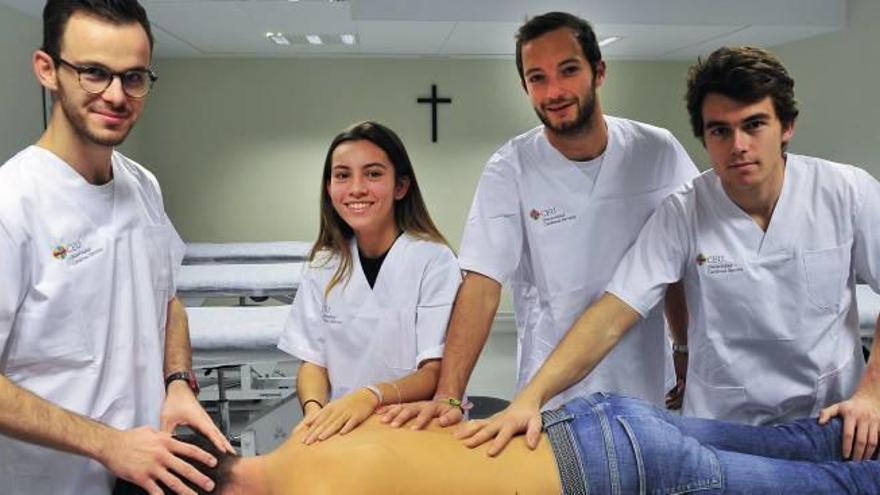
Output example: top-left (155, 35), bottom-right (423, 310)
top-left (543, 393), bottom-right (880, 494)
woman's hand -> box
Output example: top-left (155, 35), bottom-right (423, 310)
top-left (301, 388), bottom-right (380, 444)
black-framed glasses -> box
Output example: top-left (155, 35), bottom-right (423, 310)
top-left (56, 58), bottom-right (157, 98)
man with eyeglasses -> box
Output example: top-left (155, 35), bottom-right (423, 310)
top-left (0, 1), bottom-right (232, 494)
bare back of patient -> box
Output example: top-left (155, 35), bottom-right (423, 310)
top-left (231, 416), bottom-right (561, 494)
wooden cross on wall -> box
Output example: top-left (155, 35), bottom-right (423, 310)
top-left (417, 84), bottom-right (452, 143)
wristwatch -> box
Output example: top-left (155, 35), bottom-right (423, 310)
top-left (165, 370), bottom-right (200, 395)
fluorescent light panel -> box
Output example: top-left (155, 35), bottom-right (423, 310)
top-left (305, 34), bottom-right (323, 45)
top-left (265, 32), bottom-right (290, 45)
top-left (598, 36), bottom-right (621, 47)
top-left (340, 33), bottom-right (357, 45)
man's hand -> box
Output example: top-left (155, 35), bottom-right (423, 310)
top-left (665, 350), bottom-right (688, 410)
top-left (819, 391), bottom-right (880, 461)
top-left (99, 426), bottom-right (217, 495)
top-left (161, 381), bottom-right (234, 454)
top-left (301, 388), bottom-right (379, 444)
top-left (379, 399), bottom-right (464, 429)
top-left (454, 397), bottom-right (542, 457)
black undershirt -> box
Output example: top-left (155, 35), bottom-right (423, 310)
top-left (358, 248), bottom-right (390, 288)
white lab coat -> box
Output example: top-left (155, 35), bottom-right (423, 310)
top-left (0, 147), bottom-right (185, 495)
top-left (609, 154), bottom-right (880, 424)
top-left (278, 234), bottom-right (461, 400)
top-left (459, 118), bottom-right (699, 409)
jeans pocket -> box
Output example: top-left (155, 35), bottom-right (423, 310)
top-left (617, 415), bottom-right (723, 494)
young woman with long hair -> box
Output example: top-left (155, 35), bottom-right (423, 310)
top-left (278, 121), bottom-right (461, 443)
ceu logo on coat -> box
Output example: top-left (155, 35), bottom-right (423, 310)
top-left (529, 206), bottom-right (576, 227)
top-left (697, 253), bottom-right (743, 275)
top-left (321, 302), bottom-right (342, 325)
top-left (51, 238), bottom-right (103, 266)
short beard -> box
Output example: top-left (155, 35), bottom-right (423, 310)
top-left (56, 82), bottom-right (132, 147)
top-left (537, 84), bottom-right (598, 137)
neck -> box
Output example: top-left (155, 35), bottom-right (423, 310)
top-left (545, 107), bottom-right (608, 161)
top-left (355, 223), bottom-right (400, 258)
top-left (36, 106), bottom-right (114, 185)
top-left (223, 456), bottom-right (272, 495)
top-left (723, 155), bottom-right (786, 231)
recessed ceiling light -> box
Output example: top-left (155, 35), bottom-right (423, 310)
top-left (265, 32), bottom-right (290, 46)
top-left (340, 34), bottom-right (357, 45)
top-left (306, 34), bottom-right (323, 45)
top-left (598, 36), bottom-right (621, 47)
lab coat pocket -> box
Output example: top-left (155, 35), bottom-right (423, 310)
top-left (143, 227), bottom-right (173, 293)
top-left (142, 226), bottom-right (173, 328)
top-left (803, 245), bottom-right (849, 312)
top-left (685, 368), bottom-right (748, 423)
top-left (8, 310), bottom-right (94, 372)
top-left (379, 308), bottom-right (417, 372)
top-left (813, 350), bottom-right (861, 416)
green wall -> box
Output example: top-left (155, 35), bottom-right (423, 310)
top-left (133, 56), bottom-right (695, 249)
top-left (0, 5), bottom-right (44, 162)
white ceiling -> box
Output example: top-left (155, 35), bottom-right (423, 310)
top-left (0, 0), bottom-right (847, 60)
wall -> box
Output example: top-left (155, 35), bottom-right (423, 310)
top-left (774, 0), bottom-right (880, 175)
top-left (135, 57), bottom-right (696, 248)
top-left (0, 5), bottom-right (44, 162)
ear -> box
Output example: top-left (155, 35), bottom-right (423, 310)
top-left (592, 60), bottom-right (607, 89)
top-left (33, 49), bottom-right (59, 92)
top-left (781, 121), bottom-right (796, 144)
top-left (394, 176), bottom-right (411, 200)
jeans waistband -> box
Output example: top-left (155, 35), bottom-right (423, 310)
top-left (543, 408), bottom-right (589, 495)
top-left (544, 393), bottom-right (643, 495)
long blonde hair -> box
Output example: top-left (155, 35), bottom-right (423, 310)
top-left (311, 121), bottom-right (450, 296)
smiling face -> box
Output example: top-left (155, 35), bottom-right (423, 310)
top-left (327, 139), bottom-right (410, 247)
top-left (48, 12), bottom-right (151, 148)
top-left (520, 27), bottom-right (605, 137)
top-left (702, 93), bottom-right (794, 193)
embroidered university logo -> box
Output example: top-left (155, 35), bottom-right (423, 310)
top-left (50, 238), bottom-right (103, 266)
top-left (321, 302), bottom-right (342, 324)
top-left (698, 253), bottom-right (744, 275)
top-left (52, 244), bottom-right (69, 260)
top-left (530, 206), bottom-right (576, 227)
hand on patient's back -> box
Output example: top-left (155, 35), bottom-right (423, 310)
top-left (455, 398), bottom-right (542, 457)
top-left (379, 399), bottom-right (464, 429)
top-left (819, 391), bottom-right (880, 461)
top-left (302, 388), bottom-right (379, 444)
top-left (100, 426), bottom-right (217, 495)
top-left (293, 404), bottom-right (323, 435)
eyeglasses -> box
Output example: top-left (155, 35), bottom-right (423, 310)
top-left (56, 58), bottom-right (158, 98)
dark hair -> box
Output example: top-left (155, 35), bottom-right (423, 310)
top-left (515, 11), bottom-right (602, 86)
top-left (42, 0), bottom-right (154, 61)
top-left (312, 121), bottom-right (450, 296)
top-left (685, 46), bottom-right (799, 139)
top-left (111, 431), bottom-right (236, 495)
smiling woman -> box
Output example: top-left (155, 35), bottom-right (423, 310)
top-left (275, 121), bottom-right (462, 444)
